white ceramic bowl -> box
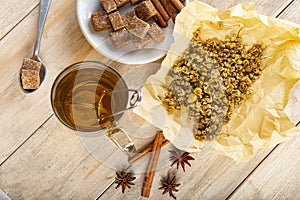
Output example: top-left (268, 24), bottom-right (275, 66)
top-left (76, 0), bottom-right (184, 64)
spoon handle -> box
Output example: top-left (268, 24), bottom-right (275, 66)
top-left (33, 0), bottom-right (52, 57)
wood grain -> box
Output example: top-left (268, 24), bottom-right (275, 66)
top-left (0, 113), bottom-right (273, 199)
top-left (0, 0), bottom-right (38, 39)
top-left (278, 0), bottom-right (300, 24)
top-left (0, 1), bottom-right (160, 198)
top-left (201, 0), bottom-right (293, 17)
top-left (0, 117), bottom-right (117, 199)
top-left (100, 150), bottom-right (276, 199)
top-left (0, 0), bottom-right (299, 199)
top-left (0, 0), bottom-right (163, 164)
top-left (0, 0), bottom-right (100, 164)
top-left (229, 134), bottom-right (300, 200)
top-left (230, 2), bottom-right (300, 199)
top-left (100, 1), bottom-right (300, 199)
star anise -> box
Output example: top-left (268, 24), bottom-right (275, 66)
top-left (169, 149), bottom-right (195, 172)
top-left (114, 171), bottom-right (136, 193)
top-left (159, 174), bottom-right (181, 199)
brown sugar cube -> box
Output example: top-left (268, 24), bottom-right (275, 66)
top-left (110, 28), bottom-right (131, 48)
top-left (100, 0), bottom-right (117, 13)
top-left (122, 11), bottom-right (136, 24)
top-left (108, 11), bottom-right (125, 31)
top-left (148, 22), bottom-right (165, 44)
top-left (130, 0), bottom-right (142, 5)
top-left (91, 11), bottom-right (111, 31)
top-left (21, 58), bottom-right (42, 70)
top-left (21, 58), bottom-right (41, 89)
top-left (134, 0), bottom-right (158, 21)
top-left (131, 34), bottom-right (152, 49)
top-left (114, 0), bottom-right (130, 7)
top-left (125, 16), bottom-right (150, 39)
top-left (21, 69), bottom-right (40, 89)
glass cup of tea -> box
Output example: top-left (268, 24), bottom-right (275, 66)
top-left (50, 61), bottom-right (141, 154)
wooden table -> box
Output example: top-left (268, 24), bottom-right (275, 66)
top-left (0, 0), bottom-right (299, 199)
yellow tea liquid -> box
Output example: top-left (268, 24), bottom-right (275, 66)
top-left (52, 67), bottom-right (127, 131)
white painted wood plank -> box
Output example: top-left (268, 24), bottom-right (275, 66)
top-left (0, 0), bottom-right (38, 39)
top-left (230, 1), bottom-right (300, 198)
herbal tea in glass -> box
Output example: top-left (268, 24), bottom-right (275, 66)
top-left (51, 63), bottom-right (127, 132)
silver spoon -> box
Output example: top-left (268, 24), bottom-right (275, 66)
top-left (19, 0), bottom-right (51, 93)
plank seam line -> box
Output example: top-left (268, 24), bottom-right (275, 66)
top-left (225, 144), bottom-right (279, 200)
top-left (224, 1), bottom-right (297, 198)
top-left (226, 121), bottom-right (300, 199)
top-left (96, 120), bottom-right (300, 200)
top-left (275, 0), bottom-right (295, 17)
top-left (0, 114), bottom-right (54, 166)
top-left (95, 0), bottom-right (298, 197)
top-left (0, 3), bottom-right (39, 42)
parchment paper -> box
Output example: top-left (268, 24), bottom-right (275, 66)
top-left (134, 1), bottom-right (300, 162)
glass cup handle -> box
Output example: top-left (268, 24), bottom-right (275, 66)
top-left (99, 89), bottom-right (142, 121)
top-left (128, 89), bottom-right (142, 107)
top-left (101, 89), bottom-right (141, 155)
top-left (105, 121), bottom-right (136, 154)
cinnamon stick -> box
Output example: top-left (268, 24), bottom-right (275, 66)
top-left (153, 12), bottom-right (168, 28)
top-left (160, 0), bottom-right (178, 22)
top-left (141, 131), bottom-right (164, 198)
top-left (150, 0), bottom-right (170, 21)
top-left (128, 139), bottom-right (169, 164)
top-left (171, 0), bottom-right (184, 11)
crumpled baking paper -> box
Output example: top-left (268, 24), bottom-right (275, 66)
top-left (134, 1), bottom-right (300, 162)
